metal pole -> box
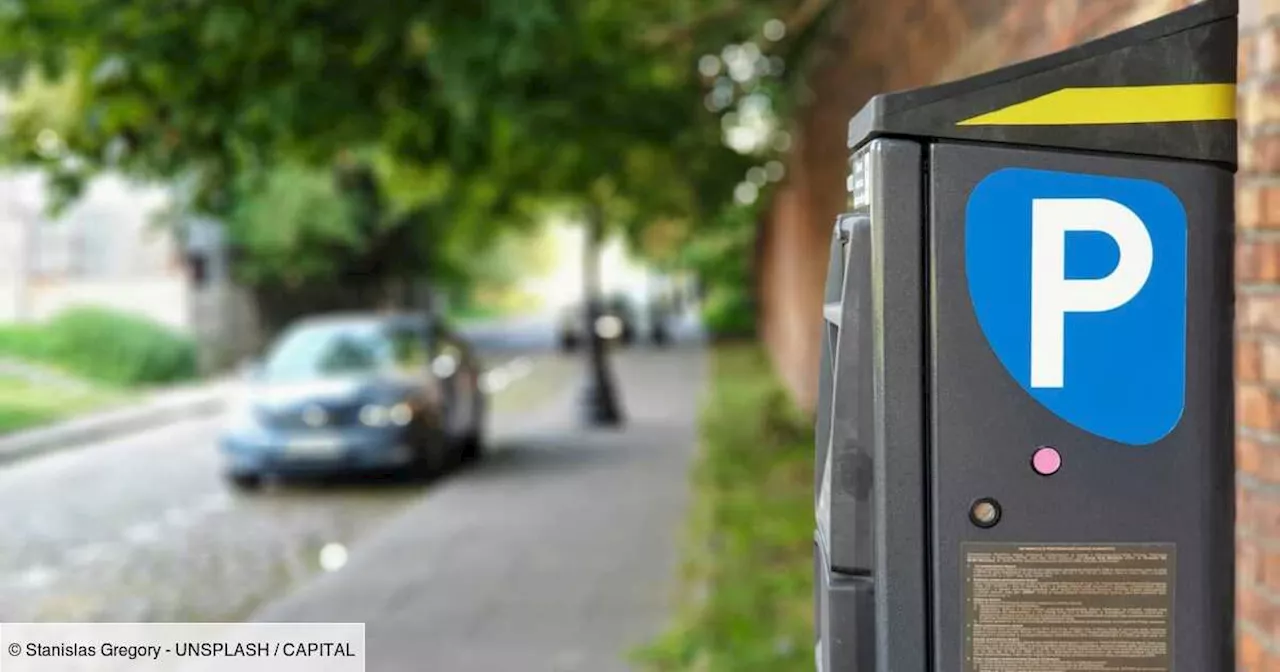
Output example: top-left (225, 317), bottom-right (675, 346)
top-left (576, 202), bottom-right (624, 427)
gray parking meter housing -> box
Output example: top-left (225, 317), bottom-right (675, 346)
top-left (815, 2), bottom-right (1237, 670)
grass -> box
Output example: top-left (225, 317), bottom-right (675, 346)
top-left (447, 304), bottom-right (510, 324)
top-left (0, 377), bottom-right (125, 434)
top-left (632, 344), bottom-right (815, 672)
top-left (447, 298), bottom-right (542, 325)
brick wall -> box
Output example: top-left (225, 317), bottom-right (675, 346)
top-left (759, 0), bottom-right (1280, 666)
top-left (1238, 1), bottom-right (1280, 668)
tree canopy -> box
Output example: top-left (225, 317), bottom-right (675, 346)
top-left (0, 0), bottom-right (834, 288)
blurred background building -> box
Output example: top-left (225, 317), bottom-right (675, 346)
top-left (0, 172), bottom-right (188, 328)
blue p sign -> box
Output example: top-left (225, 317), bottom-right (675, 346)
top-left (965, 168), bottom-right (1187, 445)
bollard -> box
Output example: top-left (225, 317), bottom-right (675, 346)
top-left (814, 2), bottom-right (1237, 670)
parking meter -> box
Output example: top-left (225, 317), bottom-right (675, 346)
top-left (814, 2), bottom-right (1237, 670)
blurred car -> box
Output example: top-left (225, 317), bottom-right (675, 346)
top-left (218, 312), bottom-right (485, 491)
top-left (557, 294), bottom-right (639, 351)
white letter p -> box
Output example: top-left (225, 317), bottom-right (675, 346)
top-left (1030, 198), bottom-right (1152, 389)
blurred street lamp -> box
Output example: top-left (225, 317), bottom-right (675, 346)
top-left (577, 206), bottom-right (624, 427)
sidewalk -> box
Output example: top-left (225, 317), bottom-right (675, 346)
top-left (0, 376), bottom-right (235, 466)
top-left (251, 345), bottom-right (706, 672)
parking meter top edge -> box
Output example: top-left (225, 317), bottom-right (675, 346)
top-left (847, 0), bottom-right (1237, 168)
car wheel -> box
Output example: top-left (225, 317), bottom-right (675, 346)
top-left (415, 428), bottom-right (452, 479)
top-left (227, 472), bottom-right (263, 492)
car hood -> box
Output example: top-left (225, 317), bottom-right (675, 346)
top-left (245, 376), bottom-right (407, 410)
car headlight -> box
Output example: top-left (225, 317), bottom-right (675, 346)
top-left (360, 402), bottom-right (413, 427)
top-left (389, 402), bottom-right (413, 426)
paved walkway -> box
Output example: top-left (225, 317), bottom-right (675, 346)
top-left (251, 345), bottom-right (706, 672)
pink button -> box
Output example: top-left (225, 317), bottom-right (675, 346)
top-left (1031, 447), bottom-right (1062, 476)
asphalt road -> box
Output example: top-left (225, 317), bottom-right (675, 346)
top-left (0, 324), bottom-right (581, 622)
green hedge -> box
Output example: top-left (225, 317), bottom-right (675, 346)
top-left (701, 286), bottom-right (755, 338)
top-left (0, 308), bottom-right (198, 386)
top-left (634, 345), bottom-right (814, 672)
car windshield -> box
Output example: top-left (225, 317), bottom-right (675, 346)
top-left (259, 322), bottom-right (395, 383)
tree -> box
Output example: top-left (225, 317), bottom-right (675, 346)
top-left (0, 0), bottom-right (825, 230)
top-left (0, 0), bottom-right (837, 352)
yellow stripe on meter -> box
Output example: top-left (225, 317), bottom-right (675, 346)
top-left (957, 84), bottom-right (1235, 126)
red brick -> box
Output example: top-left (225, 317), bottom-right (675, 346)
top-left (1241, 294), bottom-right (1280, 333)
top-left (1240, 384), bottom-right (1275, 430)
top-left (1242, 437), bottom-right (1266, 483)
top-left (1265, 549), bottom-right (1280, 593)
top-left (1243, 185), bottom-right (1265, 228)
top-left (1257, 241), bottom-right (1280, 282)
top-left (1265, 188), bottom-right (1280, 229)
top-left (1249, 438), bottom-right (1280, 492)
top-left (1243, 584), bottom-right (1273, 632)
top-left (1242, 535), bottom-right (1264, 586)
top-left (1239, 242), bottom-right (1280, 283)
top-left (1241, 627), bottom-right (1266, 671)
top-left (1234, 182), bottom-right (1280, 230)
top-left (1245, 492), bottom-right (1280, 542)
top-left (1243, 338), bottom-right (1264, 382)
top-left (1265, 340), bottom-right (1280, 384)
top-left (1257, 136), bottom-right (1280, 174)
top-left (1263, 448), bottom-right (1280, 485)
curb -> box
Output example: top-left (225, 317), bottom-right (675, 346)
top-left (0, 386), bottom-right (232, 468)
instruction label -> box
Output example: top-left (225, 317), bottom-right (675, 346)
top-left (963, 543), bottom-right (1174, 672)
